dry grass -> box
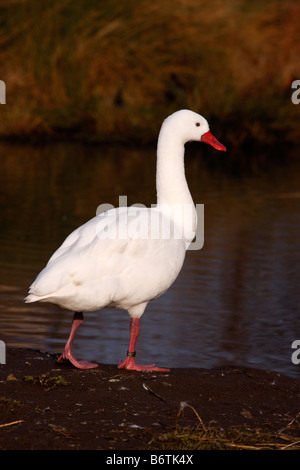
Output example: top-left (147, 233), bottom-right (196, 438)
top-left (0, 0), bottom-right (300, 145)
top-left (152, 402), bottom-right (300, 450)
top-left (155, 424), bottom-right (300, 450)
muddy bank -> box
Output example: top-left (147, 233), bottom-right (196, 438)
top-left (0, 348), bottom-right (299, 451)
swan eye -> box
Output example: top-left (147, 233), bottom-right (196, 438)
top-left (195, 122), bottom-right (200, 127)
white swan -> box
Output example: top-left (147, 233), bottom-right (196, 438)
top-left (25, 109), bottom-right (226, 371)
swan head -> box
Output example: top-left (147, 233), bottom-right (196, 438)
top-left (162, 109), bottom-right (226, 151)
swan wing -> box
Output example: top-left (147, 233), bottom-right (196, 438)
top-left (25, 207), bottom-right (186, 307)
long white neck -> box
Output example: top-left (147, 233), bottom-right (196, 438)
top-left (155, 124), bottom-right (197, 246)
top-left (156, 125), bottom-right (194, 208)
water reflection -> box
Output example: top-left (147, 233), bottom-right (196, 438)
top-left (0, 142), bottom-right (299, 377)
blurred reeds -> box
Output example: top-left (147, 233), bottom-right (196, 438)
top-left (0, 0), bottom-right (299, 146)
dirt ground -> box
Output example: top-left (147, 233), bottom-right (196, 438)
top-left (0, 348), bottom-right (299, 451)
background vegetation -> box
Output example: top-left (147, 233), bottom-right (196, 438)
top-left (0, 0), bottom-right (299, 147)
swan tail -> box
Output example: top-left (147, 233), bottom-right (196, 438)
top-left (24, 293), bottom-right (49, 303)
top-left (24, 294), bottom-right (36, 303)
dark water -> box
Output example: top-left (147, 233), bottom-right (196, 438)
top-left (0, 141), bottom-right (299, 378)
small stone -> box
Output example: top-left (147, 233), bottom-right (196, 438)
top-left (7, 373), bottom-right (17, 381)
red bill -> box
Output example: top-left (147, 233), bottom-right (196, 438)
top-left (201, 131), bottom-right (226, 151)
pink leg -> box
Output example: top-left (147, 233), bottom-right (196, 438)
top-left (57, 312), bottom-right (98, 369)
top-left (118, 318), bottom-right (170, 372)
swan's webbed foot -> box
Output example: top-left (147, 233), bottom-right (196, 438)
top-left (117, 356), bottom-right (169, 372)
top-left (57, 351), bottom-right (98, 369)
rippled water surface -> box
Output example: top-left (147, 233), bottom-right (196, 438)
top-left (0, 142), bottom-right (299, 377)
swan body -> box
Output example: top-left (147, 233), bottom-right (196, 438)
top-left (25, 109), bottom-right (226, 370)
top-left (26, 207), bottom-right (187, 313)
